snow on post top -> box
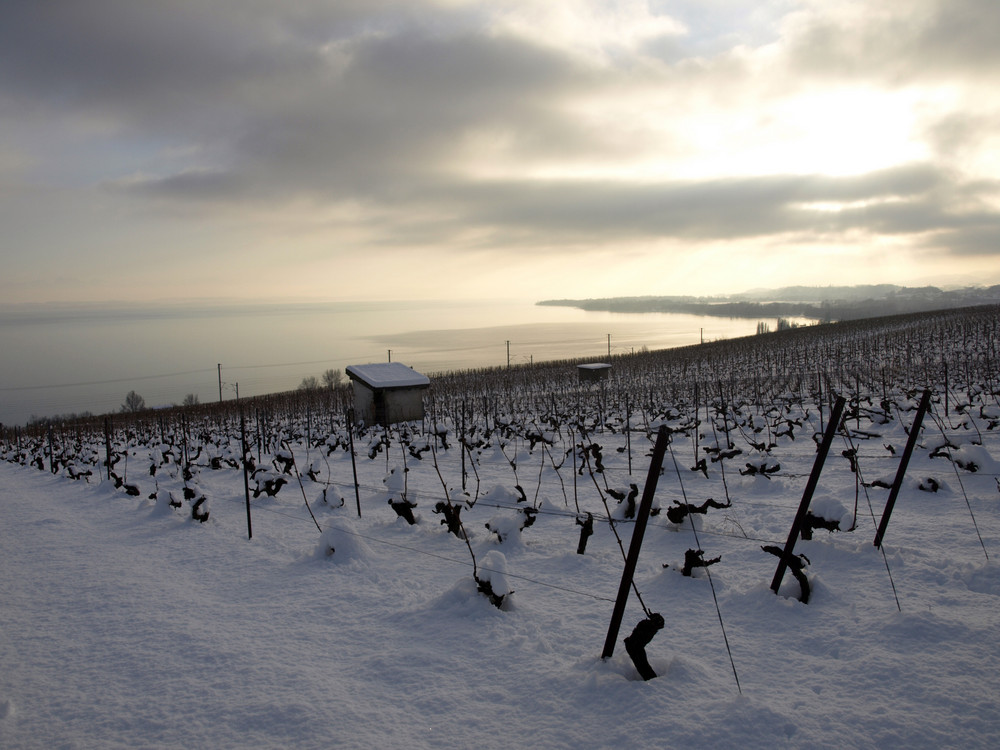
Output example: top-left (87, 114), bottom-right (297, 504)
top-left (345, 362), bottom-right (430, 390)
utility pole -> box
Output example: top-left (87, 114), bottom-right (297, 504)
top-left (506, 340), bottom-right (510, 368)
top-left (607, 333), bottom-right (611, 359)
top-left (218, 363), bottom-right (222, 403)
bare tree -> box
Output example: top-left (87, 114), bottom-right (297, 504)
top-left (121, 390), bottom-right (146, 413)
top-left (182, 393), bottom-right (200, 406)
top-left (299, 376), bottom-right (320, 391)
top-left (321, 368), bottom-right (343, 389)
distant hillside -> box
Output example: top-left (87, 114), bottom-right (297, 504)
top-left (538, 285), bottom-right (1000, 322)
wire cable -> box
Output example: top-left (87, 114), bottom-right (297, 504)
top-left (927, 410), bottom-right (990, 561)
top-left (667, 437), bottom-right (742, 695)
top-left (839, 427), bottom-right (902, 612)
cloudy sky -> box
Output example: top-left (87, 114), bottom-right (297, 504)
top-left (3, 0), bottom-right (999, 305)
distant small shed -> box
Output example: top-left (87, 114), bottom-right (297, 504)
top-left (578, 363), bottom-right (612, 382)
top-left (346, 362), bottom-right (430, 426)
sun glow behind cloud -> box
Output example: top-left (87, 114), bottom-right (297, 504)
top-left (709, 88), bottom-right (928, 178)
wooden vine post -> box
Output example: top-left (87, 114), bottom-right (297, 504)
top-left (625, 393), bottom-right (632, 475)
top-left (873, 388), bottom-right (931, 549)
top-left (693, 382), bottom-right (699, 466)
top-left (240, 407), bottom-right (253, 540)
top-left (461, 401), bottom-right (467, 491)
top-left (103, 417), bottom-right (113, 482)
top-left (48, 426), bottom-right (56, 474)
top-left (601, 424), bottom-right (670, 660)
top-left (770, 396), bottom-right (846, 595)
top-left (818, 370), bottom-right (824, 434)
top-left (348, 408), bottom-right (362, 518)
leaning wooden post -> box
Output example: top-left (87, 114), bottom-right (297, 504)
top-left (348, 408), bottom-right (362, 518)
top-left (602, 425), bottom-right (670, 660)
top-left (874, 389), bottom-right (931, 549)
top-left (240, 407), bottom-right (253, 540)
top-left (771, 396), bottom-right (846, 595)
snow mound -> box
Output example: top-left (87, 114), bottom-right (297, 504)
top-left (427, 576), bottom-right (507, 618)
top-left (315, 487), bottom-right (346, 509)
top-left (149, 488), bottom-right (182, 517)
top-left (948, 443), bottom-right (999, 473)
top-left (315, 525), bottom-right (373, 564)
top-left (383, 467), bottom-right (406, 494)
top-left (484, 513), bottom-right (526, 547)
top-left (477, 549), bottom-right (514, 608)
top-left (955, 560), bottom-right (1000, 596)
top-left (809, 494), bottom-right (852, 529)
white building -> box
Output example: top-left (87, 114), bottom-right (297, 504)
top-left (345, 362), bottom-right (430, 426)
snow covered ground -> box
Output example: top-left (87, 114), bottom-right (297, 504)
top-left (3, 321), bottom-right (1000, 748)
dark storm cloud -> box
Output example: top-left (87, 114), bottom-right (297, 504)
top-left (226, 29), bottom-right (592, 194)
top-left (0, 1), bottom-right (594, 204)
top-left (0, 2), bottom-right (320, 128)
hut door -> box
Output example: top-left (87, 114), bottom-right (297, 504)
top-left (374, 391), bottom-right (387, 425)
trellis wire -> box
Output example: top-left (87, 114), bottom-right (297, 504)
top-left (666, 434), bottom-right (742, 695)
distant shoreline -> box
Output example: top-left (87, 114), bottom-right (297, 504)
top-left (538, 284), bottom-right (1000, 322)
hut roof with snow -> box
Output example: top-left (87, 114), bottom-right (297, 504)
top-left (346, 362), bottom-right (430, 390)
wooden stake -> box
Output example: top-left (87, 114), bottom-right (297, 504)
top-left (625, 393), bottom-right (632, 476)
top-left (461, 401), bottom-right (467, 491)
top-left (602, 425), bottom-right (670, 660)
top-left (348, 408), bottom-right (362, 518)
top-left (241, 408), bottom-right (253, 540)
top-left (874, 389), bottom-right (931, 549)
top-left (104, 418), bottom-right (112, 482)
top-left (770, 396), bottom-right (846, 595)
top-left (48, 426), bottom-right (56, 474)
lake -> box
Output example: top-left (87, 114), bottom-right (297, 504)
top-left (0, 299), bottom-right (807, 425)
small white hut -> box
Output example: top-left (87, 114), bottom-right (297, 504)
top-left (577, 362), bottom-right (612, 382)
top-left (346, 362), bottom-right (430, 426)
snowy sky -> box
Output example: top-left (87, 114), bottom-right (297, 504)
top-left (3, 0), bottom-right (1000, 304)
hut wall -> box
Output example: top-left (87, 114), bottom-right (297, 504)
top-left (352, 384), bottom-right (425, 426)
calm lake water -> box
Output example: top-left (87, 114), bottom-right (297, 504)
top-left (0, 299), bottom-right (804, 425)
